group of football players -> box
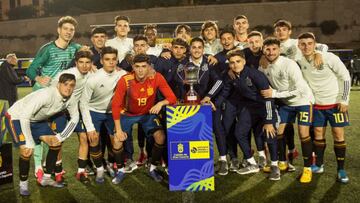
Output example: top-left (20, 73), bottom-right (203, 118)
top-left (4, 14), bottom-right (351, 196)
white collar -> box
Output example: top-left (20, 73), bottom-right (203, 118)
top-left (189, 56), bottom-right (203, 67)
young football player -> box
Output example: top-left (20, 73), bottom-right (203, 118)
top-left (297, 32), bottom-right (351, 183)
top-left (111, 54), bottom-right (176, 184)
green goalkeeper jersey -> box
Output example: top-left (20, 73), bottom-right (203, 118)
top-left (26, 41), bottom-right (81, 91)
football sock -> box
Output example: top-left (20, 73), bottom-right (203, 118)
top-left (78, 158), bottom-right (87, 171)
top-left (33, 143), bottom-right (43, 169)
top-left (219, 156), bottom-right (227, 161)
top-left (314, 139), bottom-right (326, 166)
top-left (19, 155), bottom-right (30, 181)
top-left (300, 136), bottom-right (312, 167)
top-left (87, 153), bottom-right (93, 167)
top-left (271, 161), bottom-right (278, 166)
top-left (55, 160), bottom-right (62, 174)
top-left (113, 146), bottom-right (125, 169)
top-left (247, 157), bottom-right (257, 165)
top-left (108, 150), bottom-right (115, 164)
top-left (89, 144), bottom-right (103, 168)
top-left (151, 143), bottom-right (165, 165)
top-left (150, 164), bottom-right (156, 172)
top-left (277, 134), bottom-right (286, 161)
top-left (334, 141), bottom-right (346, 170)
top-left (45, 146), bottom-right (61, 174)
top-left (258, 150), bottom-right (266, 158)
top-left (285, 124), bottom-right (295, 150)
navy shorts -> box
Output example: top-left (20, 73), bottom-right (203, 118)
top-left (278, 105), bottom-right (312, 126)
top-left (313, 107), bottom-right (349, 127)
top-left (50, 112), bottom-right (85, 133)
top-left (5, 113), bottom-right (55, 148)
top-left (120, 114), bottom-right (162, 137)
top-left (90, 111), bottom-right (115, 135)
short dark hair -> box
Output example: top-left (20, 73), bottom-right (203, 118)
top-left (101, 46), bottom-right (118, 58)
top-left (75, 50), bottom-right (93, 61)
top-left (248, 31), bottom-right (263, 39)
top-left (133, 35), bottom-right (148, 44)
top-left (263, 37), bottom-right (281, 47)
top-left (175, 24), bottom-right (191, 35)
top-left (144, 24), bottom-right (157, 33)
top-left (91, 27), bottom-right (107, 36)
top-left (273, 19), bottom-right (292, 30)
top-left (226, 49), bottom-right (245, 60)
top-left (234, 15), bottom-right (248, 22)
top-left (219, 27), bottom-right (235, 38)
top-left (190, 37), bottom-right (204, 47)
top-left (171, 38), bottom-right (188, 48)
top-left (201, 21), bottom-right (219, 39)
top-left (133, 54), bottom-right (150, 64)
top-left (58, 16), bottom-right (77, 28)
top-left (298, 32), bottom-right (316, 41)
top-left (59, 73), bottom-right (76, 84)
top-left (114, 15), bottom-right (130, 24)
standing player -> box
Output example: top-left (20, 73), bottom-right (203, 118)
top-left (90, 27), bottom-right (108, 69)
top-left (155, 38), bottom-right (188, 84)
top-left (111, 54), bottom-right (177, 184)
top-left (233, 15), bottom-right (249, 50)
top-left (89, 26), bottom-right (116, 175)
top-left (172, 37), bottom-right (222, 102)
top-left (297, 32), bottom-right (350, 183)
top-left (144, 24), bottom-right (163, 57)
top-left (119, 35), bottom-right (158, 72)
top-left (220, 49), bottom-right (280, 180)
top-left (51, 50), bottom-right (93, 183)
top-left (259, 38), bottom-right (315, 183)
top-left (175, 24), bottom-right (192, 43)
top-left (200, 20), bottom-right (223, 56)
top-left (105, 15), bottom-right (133, 62)
top-left (25, 16), bottom-right (81, 182)
top-left (273, 19), bottom-right (328, 61)
top-left (5, 73), bottom-right (79, 196)
top-left (243, 31), bottom-right (263, 69)
top-left (79, 47), bottom-right (127, 183)
top-left (213, 28), bottom-right (240, 174)
top-left (273, 19), bottom-right (329, 168)
top-left (26, 16), bottom-right (81, 91)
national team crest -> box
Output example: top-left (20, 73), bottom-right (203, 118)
top-left (278, 71), bottom-right (285, 80)
top-left (147, 87), bottom-right (154, 96)
top-left (245, 77), bottom-right (253, 86)
top-left (177, 64), bottom-right (184, 72)
top-left (201, 64), bottom-right (208, 72)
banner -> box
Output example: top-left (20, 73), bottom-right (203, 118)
top-left (0, 143), bottom-right (13, 185)
top-left (0, 100), bottom-right (9, 146)
top-left (166, 105), bottom-right (214, 191)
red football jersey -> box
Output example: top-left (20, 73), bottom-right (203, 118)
top-left (112, 72), bottom-right (176, 120)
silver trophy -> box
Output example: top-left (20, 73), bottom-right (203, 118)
top-left (183, 64), bottom-right (200, 104)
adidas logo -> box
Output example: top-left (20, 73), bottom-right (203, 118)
top-left (100, 84), bottom-right (104, 88)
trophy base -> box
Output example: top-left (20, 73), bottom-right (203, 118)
top-left (184, 96), bottom-right (200, 105)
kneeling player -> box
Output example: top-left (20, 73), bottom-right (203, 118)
top-left (5, 73), bottom-right (79, 196)
top-left (111, 54), bottom-right (176, 184)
